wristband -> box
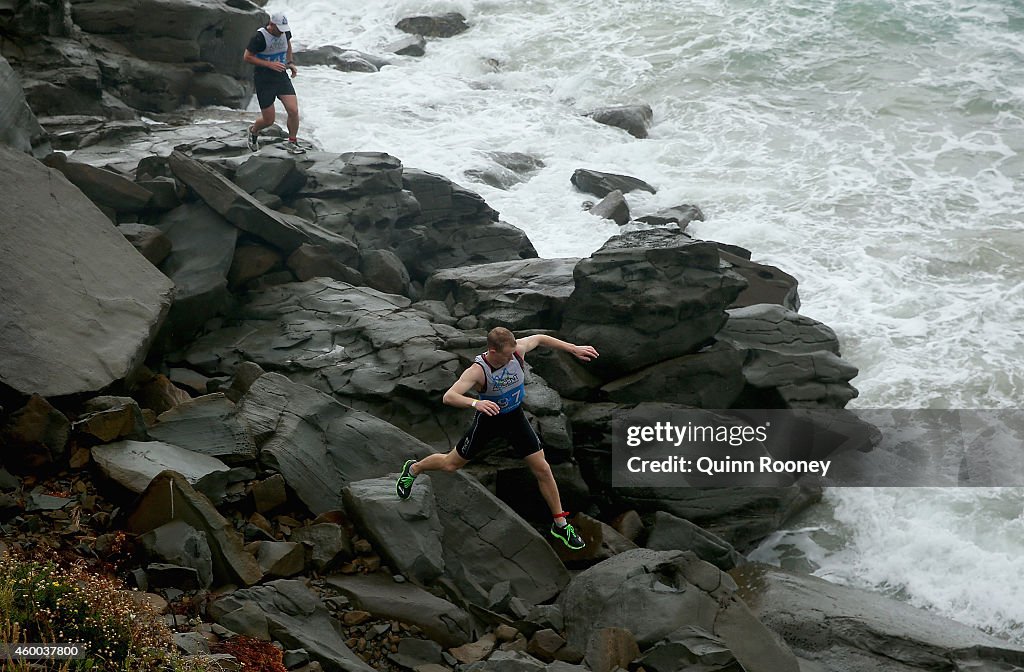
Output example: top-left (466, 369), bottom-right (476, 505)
top-left (287, 61), bottom-right (295, 65)
top-left (471, 400), bottom-right (478, 409)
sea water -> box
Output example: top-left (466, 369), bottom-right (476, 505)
top-left (269, 0), bottom-right (1024, 641)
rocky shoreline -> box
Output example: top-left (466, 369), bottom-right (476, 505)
top-left (2, 2), bottom-right (1023, 672)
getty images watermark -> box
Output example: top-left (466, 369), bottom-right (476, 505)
top-left (612, 408), bottom-right (1024, 487)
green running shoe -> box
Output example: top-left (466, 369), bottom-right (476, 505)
top-left (550, 521), bottom-right (585, 550)
top-left (396, 459), bottom-right (417, 500)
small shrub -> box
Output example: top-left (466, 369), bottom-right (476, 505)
top-left (211, 636), bottom-right (287, 672)
top-left (0, 553), bottom-right (220, 671)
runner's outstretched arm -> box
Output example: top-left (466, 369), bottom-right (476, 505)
top-left (515, 334), bottom-right (599, 361)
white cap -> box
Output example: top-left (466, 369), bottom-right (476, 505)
top-left (269, 12), bottom-right (290, 32)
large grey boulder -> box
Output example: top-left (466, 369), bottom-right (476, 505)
top-left (560, 549), bottom-right (800, 672)
top-left (208, 579), bottom-right (375, 672)
top-left (717, 304), bottom-right (859, 408)
top-left (155, 202), bottom-right (237, 348)
top-left (423, 258), bottom-right (579, 331)
top-left (0, 55), bottom-right (50, 155)
top-left (0, 145), bottom-right (173, 397)
top-left (734, 563), bottom-right (1024, 672)
top-left (342, 476), bottom-right (445, 585)
top-left (126, 471), bottom-right (263, 587)
top-left (562, 230), bottom-right (747, 380)
top-left (324, 573), bottom-right (472, 648)
top-left (92, 440), bottom-right (231, 502)
top-left (430, 471), bottom-right (570, 607)
top-left (148, 393), bottom-right (257, 465)
top-left (237, 373), bottom-right (435, 515)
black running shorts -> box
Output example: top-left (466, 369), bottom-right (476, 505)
top-left (255, 74), bottom-right (296, 110)
top-left (456, 406), bottom-right (542, 460)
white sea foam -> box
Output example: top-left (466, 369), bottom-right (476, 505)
top-left (271, 0), bottom-right (1024, 640)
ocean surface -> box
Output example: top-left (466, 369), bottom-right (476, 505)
top-left (270, 0), bottom-right (1024, 641)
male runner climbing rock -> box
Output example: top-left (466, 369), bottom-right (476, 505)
top-left (396, 327), bottom-right (599, 551)
top-left (243, 12), bottom-right (305, 154)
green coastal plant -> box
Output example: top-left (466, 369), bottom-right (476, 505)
top-left (0, 554), bottom-right (221, 671)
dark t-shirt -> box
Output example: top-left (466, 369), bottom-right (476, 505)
top-left (247, 30), bottom-right (293, 81)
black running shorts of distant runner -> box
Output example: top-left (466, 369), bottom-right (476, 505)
top-left (255, 75), bottom-right (296, 110)
top-left (456, 406), bottom-right (542, 460)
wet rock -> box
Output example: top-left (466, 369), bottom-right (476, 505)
top-left (588, 190), bottom-right (630, 226)
top-left (228, 244), bottom-right (282, 289)
top-left (384, 36), bottom-right (426, 57)
top-left (570, 169), bottom-right (656, 198)
top-left (636, 204), bottom-right (705, 230)
top-left (234, 155), bottom-right (307, 197)
top-left (585, 105), bottom-right (654, 139)
top-left (396, 13), bottom-right (469, 38)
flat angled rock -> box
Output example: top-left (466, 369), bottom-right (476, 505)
top-left (92, 439), bottom-right (231, 501)
top-left (149, 393), bottom-right (257, 465)
top-left (324, 572), bottom-right (472, 647)
top-left (44, 153), bottom-right (153, 211)
top-left (237, 373), bottom-right (435, 514)
top-left (0, 145), bottom-right (173, 397)
top-left (126, 471), bottom-right (263, 587)
top-left (168, 150), bottom-right (352, 254)
top-left (423, 258), bottom-right (578, 331)
top-left (343, 475), bottom-right (445, 584)
top-left (209, 579), bottom-right (375, 672)
top-left (430, 471), bottom-right (570, 606)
